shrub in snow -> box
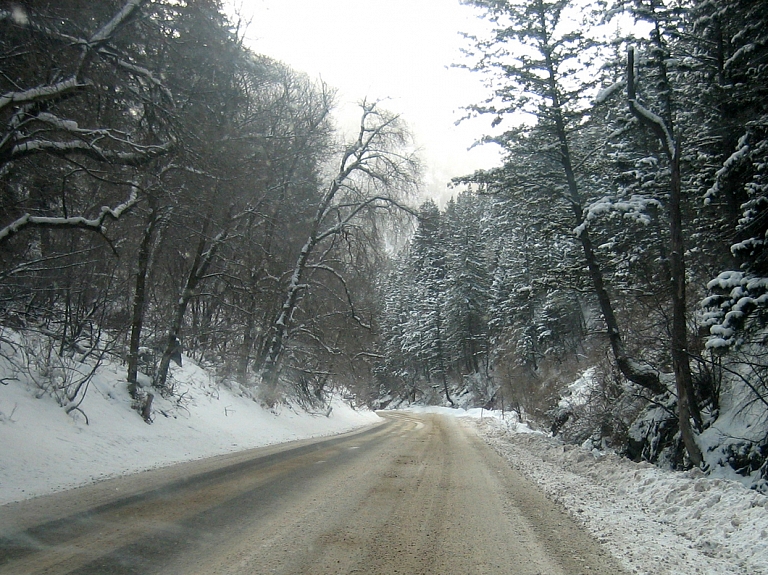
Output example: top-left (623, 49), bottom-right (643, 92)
top-left (0, 327), bottom-right (109, 420)
top-left (551, 364), bottom-right (645, 450)
top-left (625, 394), bottom-right (684, 468)
top-left (697, 372), bottom-right (768, 492)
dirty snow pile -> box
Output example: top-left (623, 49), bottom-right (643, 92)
top-left (0, 346), bottom-right (380, 506)
top-left (473, 414), bottom-right (768, 575)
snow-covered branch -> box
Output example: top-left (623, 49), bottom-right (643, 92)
top-left (594, 80), bottom-right (626, 105)
top-left (704, 133), bottom-right (750, 203)
top-left (628, 98), bottom-right (676, 158)
top-left (88, 0), bottom-right (147, 46)
top-left (9, 138), bottom-right (172, 165)
top-left (627, 47), bottom-right (677, 160)
top-left (573, 195), bottom-right (661, 237)
top-left (1, 1), bottom-right (174, 173)
top-left (0, 187), bottom-right (140, 244)
top-left (0, 78), bottom-right (86, 113)
top-left (105, 56), bottom-right (175, 104)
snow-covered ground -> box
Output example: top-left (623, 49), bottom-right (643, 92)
top-left (0, 351), bottom-right (380, 506)
top-left (405, 406), bottom-right (768, 575)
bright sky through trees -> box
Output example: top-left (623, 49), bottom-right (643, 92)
top-left (226, 0), bottom-right (502, 201)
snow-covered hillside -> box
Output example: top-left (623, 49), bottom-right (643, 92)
top-left (0, 348), bottom-right (380, 506)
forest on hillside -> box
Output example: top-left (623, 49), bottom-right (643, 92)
top-left (1, 0), bottom-right (768, 489)
top-left (0, 0), bottom-right (418, 414)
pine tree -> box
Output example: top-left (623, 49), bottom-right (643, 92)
top-left (461, 0), bottom-right (670, 394)
top-left (443, 191), bottom-right (491, 375)
top-left (700, 0), bottom-right (768, 352)
top-left (410, 200), bottom-right (455, 406)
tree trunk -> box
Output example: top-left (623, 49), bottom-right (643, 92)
top-left (542, 44), bottom-right (666, 395)
top-left (155, 218), bottom-right (228, 391)
top-left (127, 208), bottom-right (160, 397)
top-left (260, 176), bottom-right (342, 401)
top-left (259, 234), bottom-right (317, 402)
top-left (435, 308), bottom-right (455, 407)
top-left (155, 297), bottom-right (188, 394)
top-left (627, 47), bottom-right (703, 466)
top-left (669, 150), bottom-right (703, 465)
top-left (239, 295), bottom-right (257, 384)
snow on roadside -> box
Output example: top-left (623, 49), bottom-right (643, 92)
top-left (401, 404), bottom-right (536, 433)
top-left (0, 352), bottom-right (380, 506)
top-left (466, 412), bottom-right (768, 575)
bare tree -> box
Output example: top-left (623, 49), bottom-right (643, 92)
top-left (258, 101), bottom-right (418, 404)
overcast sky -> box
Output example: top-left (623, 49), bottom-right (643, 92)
top-left (225, 0), bottom-right (501, 202)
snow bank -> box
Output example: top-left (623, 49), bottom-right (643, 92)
top-left (474, 417), bottom-right (768, 575)
top-left (0, 353), bottom-right (380, 505)
top-left (401, 404), bottom-right (539, 434)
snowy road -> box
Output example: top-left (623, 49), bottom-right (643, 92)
top-left (0, 412), bottom-right (624, 575)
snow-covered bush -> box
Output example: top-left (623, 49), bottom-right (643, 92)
top-left (551, 364), bottom-right (646, 450)
top-left (0, 326), bottom-right (113, 421)
top-left (625, 392), bottom-right (684, 467)
top-left (697, 355), bottom-right (768, 492)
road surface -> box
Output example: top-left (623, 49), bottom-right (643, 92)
top-left (0, 412), bottom-right (625, 574)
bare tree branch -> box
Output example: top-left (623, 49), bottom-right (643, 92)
top-left (0, 187), bottom-right (140, 244)
top-left (306, 264), bottom-right (372, 329)
top-left (0, 77), bottom-right (86, 113)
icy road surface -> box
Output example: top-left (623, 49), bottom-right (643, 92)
top-left (0, 412), bottom-right (624, 575)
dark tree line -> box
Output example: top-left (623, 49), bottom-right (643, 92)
top-left (0, 0), bottom-right (416, 414)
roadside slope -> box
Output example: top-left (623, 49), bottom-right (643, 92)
top-left (0, 354), bottom-right (379, 505)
